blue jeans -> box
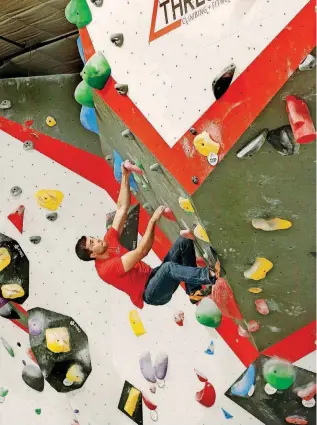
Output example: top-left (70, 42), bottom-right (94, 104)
top-left (143, 237), bottom-right (213, 306)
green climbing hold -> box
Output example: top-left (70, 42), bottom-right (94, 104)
top-left (263, 358), bottom-right (295, 390)
top-left (0, 388), bottom-right (9, 397)
top-left (65, 0), bottom-right (92, 28)
top-left (195, 298), bottom-right (222, 328)
top-left (74, 81), bottom-right (94, 108)
top-left (35, 408), bottom-right (42, 415)
top-left (81, 52), bottom-right (111, 90)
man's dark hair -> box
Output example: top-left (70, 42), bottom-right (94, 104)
top-left (75, 236), bottom-right (93, 261)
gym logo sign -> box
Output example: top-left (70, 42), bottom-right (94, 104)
top-left (149, 0), bottom-right (231, 42)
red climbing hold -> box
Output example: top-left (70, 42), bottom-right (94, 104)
top-left (247, 320), bottom-right (260, 333)
top-left (162, 207), bottom-right (176, 222)
top-left (123, 160), bottom-right (144, 175)
top-left (286, 96), bottom-right (316, 144)
top-left (196, 381), bottom-right (216, 407)
top-left (24, 120), bottom-right (34, 128)
top-left (8, 205), bottom-right (25, 233)
top-left (296, 382), bottom-right (317, 400)
top-left (238, 325), bottom-right (249, 338)
top-left (212, 278), bottom-right (243, 320)
top-left (255, 299), bottom-right (270, 315)
top-left (142, 394), bottom-right (157, 411)
top-left (194, 368), bottom-right (208, 383)
top-left (285, 416), bottom-right (308, 425)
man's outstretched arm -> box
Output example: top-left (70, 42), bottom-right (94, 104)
top-left (112, 164), bottom-right (131, 235)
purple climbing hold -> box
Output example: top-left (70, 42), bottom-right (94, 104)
top-left (28, 312), bottom-right (45, 336)
top-left (139, 351), bottom-right (156, 383)
top-left (154, 352), bottom-right (168, 384)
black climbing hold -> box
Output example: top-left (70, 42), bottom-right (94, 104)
top-left (267, 125), bottom-right (300, 156)
top-left (23, 141), bottom-right (34, 151)
top-left (46, 212), bottom-right (58, 222)
top-left (22, 364), bottom-right (45, 392)
top-left (0, 100), bottom-right (12, 110)
top-left (110, 33), bottom-right (124, 47)
top-left (192, 176), bottom-right (199, 185)
top-left (121, 129), bottom-right (135, 140)
top-left (212, 64), bottom-right (236, 100)
top-left (115, 84), bottom-right (129, 95)
top-left (10, 186), bottom-right (22, 197)
top-left (237, 129), bottom-right (268, 159)
top-left (90, 0), bottom-right (103, 6)
top-left (17, 342), bottom-right (21, 347)
top-left (105, 154), bottom-right (113, 161)
top-left (22, 360), bottom-right (26, 366)
top-left (190, 127), bottom-right (198, 135)
top-left (29, 236), bottom-right (41, 244)
top-left (149, 163), bottom-right (161, 172)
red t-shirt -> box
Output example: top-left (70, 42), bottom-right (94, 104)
top-left (95, 227), bottom-right (152, 308)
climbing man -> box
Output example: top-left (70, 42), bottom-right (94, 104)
top-left (75, 162), bottom-right (219, 308)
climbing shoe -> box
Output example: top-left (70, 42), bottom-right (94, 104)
top-left (189, 285), bottom-right (212, 305)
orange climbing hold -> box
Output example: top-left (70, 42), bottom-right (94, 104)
top-left (286, 95), bottom-right (316, 144)
top-left (8, 205), bottom-right (25, 233)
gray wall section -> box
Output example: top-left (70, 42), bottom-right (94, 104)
top-left (0, 74), bottom-right (102, 157)
top-left (192, 65), bottom-right (316, 351)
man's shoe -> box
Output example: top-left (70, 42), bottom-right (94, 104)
top-left (189, 285), bottom-right (212, 305)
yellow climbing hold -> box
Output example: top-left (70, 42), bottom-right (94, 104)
top-left (178, 197), bottom-right (195, 213)
top-left (248, 287), bottom-right (263, 294)
top-left (193, 131), bottom-right (220, 157)
top-left (35, 190), bottom-right (64, 211)
top-left (46, 116), bottom-right (56, 127)
top-left (124, 387), bottom-right (140, 416)
top-left (244, 258), bottom-right (273, 281)
top-left (194, 224), bottom-right (210, 243)
top-left (46, 327), bottom-right (71, 353)
top-left (1, 284), bottom-right (24, 299)
top-left (66, 364), bottom-right (84, 383)
top-left (129, 310), bottom-right (146, 337)
top-left (252, 218), bottom-right (292, 231)
top-left (0, 248), bottom-right (11, 272)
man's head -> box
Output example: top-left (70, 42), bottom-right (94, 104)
top-left (75, 236), bottom-right (108, 261)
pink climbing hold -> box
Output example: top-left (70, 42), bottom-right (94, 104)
top-left (194, 368), bottom-right (208, 383)
top-left (238, 325), bottom-right (249, 338)
top-left (196, 381), bottom-right (216, 408)
top-left (286, 95), bottom-right (316, 144)
top-left (123, 160), bottom-right (144, 175)
top-left (296, 382), bottom-right (317, 400)
top-left (247, 320), bottom-right (260, 333)
top-left (162, 207), bottom-right (176, 222)
top-left (180, 229), bottom-right (195, 240)
top-left (285, 416), bottom-right (308, 425)
top-left (255, 299), bottom-right (270, 315)
top-left (174, 310), bottom-right (184, 326)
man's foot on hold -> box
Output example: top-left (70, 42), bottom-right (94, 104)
top-left (189, 285), bottom-right (212, 305)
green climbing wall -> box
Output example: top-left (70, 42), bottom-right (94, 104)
top-left (0, 74), bottom-right (102, 157)
top-left (191, 63), bottom-right (316, 351)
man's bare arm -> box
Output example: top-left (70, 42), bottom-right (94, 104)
top-left (112, 165), bottom-right (131, 235)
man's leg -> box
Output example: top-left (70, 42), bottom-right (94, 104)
top-left (163, 237), bottom-right (197, 267)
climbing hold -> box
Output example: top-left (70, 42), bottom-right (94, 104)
top-left (149, 163), bottom-right (161, 172)
top-left (80, 106), bottom-right (99, 135)
top-left (286, 416), bottom-right (308, 425)
top-left (263, 357), bottom-right (295, 390)
top-left (267, 125), bottom-right (299, 155)
top-left (46, 327), bottom-right (71, 353)
top-left (252, 218), bottom-right (292, 231)
top-left (29, 236), bottom-right (41, 244)
top-left (150, 385), bottom-right (156, 394)
top-left (81, 52), bottom-right (111, 90)
top-left (154, 352), bottom-right (168, 383)
top-left (66, 364), bottom-right (85, 384)
top-left (174, 310), bottom-right (184, 326)
top-left (207, 152), bottom-right (219, 166)
top-left (238, 325), bottom-right (249, 338)
top-left (195, 369), bottom-right (208, 382)
top-left (129, 310), bottom-right (146, 336)
top-left (192, 176), bottom-right (199, 184)
top-left (35, 190), bottom-right (64, 211)
top-left (247, 320), bottom-right (260, 333)
top-left (74, 80), bottom-right (94, 107)
top-left (162, 207), bottom-right (176, 222)
top-left (255, 299), bottom-right (270, 315)
top-left (180, 229), bottom-right (195, 240)
top-left (35, 408), bottom-right (42, 415)
top-left (193, 224), bottom-right (210, 243)
top-left (1, 337), bottom-right (14, 357)
top-left (90, 0), bottom-right (103, 6)
top-left (105, 154), bottom-right (113, 161)
top-left (302, 398), bottom-right (316, 408)
top-left (178, 197), bottom-right (194, 213)
top-left (10, 186), bottom-right (22, 197)
top-left (190, 127), bottom-right (198, 135)
top-left (286, 95), bottom-right (316, 144)
top-left (142, 394), bottom-right (158, 421)
top-left (115, 84), bottom-right (129, 95)
top-left (28, 312), bottom-right (45, 336)
top-left (24, 120), bottom-right (34, 128)
top-left (110, 33), bottom-right (124, 47)
top-left (0, 248), bottom-right (11, 272)
top-left (65, 0), bottom-right (92, 28)
top-left (299, 53), bottom-right (316, 71)
top-left (23, 140), bottom-right (34, 151)
top-left (196, 381), bottom-right (216, 407)
top-left (248, 287), bottom-right (262, 294)
top-left (221, 408), bottom-right (233, 419)
top-left (230, 364), bottom-right (255, 397)
top-left (46, 116), bottom-right (56, 127)
top-left (0, 100), bottom-right (12, 110)
top-left (0, 387), bottom-right (9, 400)
top-left (139, 351), bottom-right (156, 383)
top-left (196, 298), bottom-right (222, 328)
top-left (205, 340), bottom-right (214, 355)
top-left (46, 212), bottom-right (58, 222)
top-left (2, 284), bottom-right (25, 300)
top-left (212, 63), bottom-right (236, 100)
top-left (122, 129), bottom-right (135, 140)
top-left (194, 131), bottom-right (220, 156)
top-left (22, 364), bottom-right (44, 392)
top-left (123, 160), bottom-right (144, 175)
top-left (114, 152), bottom-right (138, 193)
top-left (8, 205), bottom-right (25, 233)
top-left (244, 258), bottom-right (273, 280)
top-left (295, 382), bottom-right (317, 400)
top-left (237, 130), bottom-right (268, 159)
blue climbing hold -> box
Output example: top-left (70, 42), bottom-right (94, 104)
top-left (221, 408), bottom-right (233, 419)
top-left (113, 151), bottom-right (138, 193)
top-left (77, 36), bottom-right (86, 64)
top-left (230, 364), bottom-right (255, 397)
top-left (80, 106), bottom-right (99, 135)
top-left (205, 340), bottom-right (214, 355)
